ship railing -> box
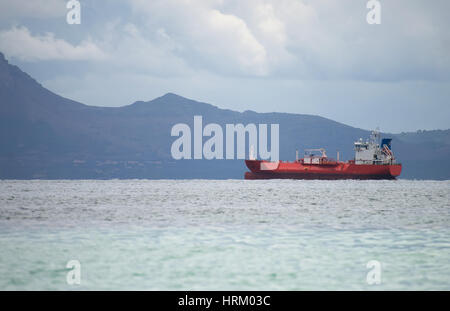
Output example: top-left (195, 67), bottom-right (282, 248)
top-left (356, 159), bottom-right (398, 165)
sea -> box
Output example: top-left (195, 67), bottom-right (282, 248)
top-left (0, 179), bottom-right (449, 290)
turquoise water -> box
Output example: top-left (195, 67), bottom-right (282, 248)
top-left (0, 179), bottom-right (449, 290)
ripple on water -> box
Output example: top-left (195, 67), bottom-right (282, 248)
top-left (0, 179), bottom-right (449, 290)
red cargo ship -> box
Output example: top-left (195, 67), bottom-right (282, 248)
top-left (245, 130), bottom-right (402, 180)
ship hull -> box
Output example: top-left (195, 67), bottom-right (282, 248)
top-left (245, 160), bottom-right (402, 180)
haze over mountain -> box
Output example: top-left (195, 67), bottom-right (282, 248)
top-left (0, 52), bottom-right (449, 179)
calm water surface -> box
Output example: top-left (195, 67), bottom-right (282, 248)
top-left (0, 179), bottom-right (449, 290)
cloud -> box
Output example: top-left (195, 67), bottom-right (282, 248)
top-left (3, 0), bottom-right (447, 81)
top-left (98, 22), bottom-right (191, 77)
top-left (0, 0), bottom-right (66, 19)
top-left (128, 0), bottom-right (450, 81)
top-left (0, 26), bottom-right (106, 61)
top-left (129, 0), bottom-right (270, 76)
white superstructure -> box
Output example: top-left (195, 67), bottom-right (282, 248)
top-left (354, 130), bottom-right (396, 165)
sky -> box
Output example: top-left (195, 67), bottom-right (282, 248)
top-left (0, 0), bottom-right (449, 133)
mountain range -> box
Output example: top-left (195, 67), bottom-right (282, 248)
top-left (0, 52), bottom-right (449, 179)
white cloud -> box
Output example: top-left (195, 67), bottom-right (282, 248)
top-left (129, 0), bottom-right (270, 76)
top-left (0, 26), bottom-right (106, 61)
top-left (204, 9), bottom-right (268, 75)
top-left (128, 0), bottom-right (450, 81)
top-left (4, 0), bottom-right (446, 81)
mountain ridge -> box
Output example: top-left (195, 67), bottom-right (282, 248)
top-left (1, 52), bottom-right (449, 179)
